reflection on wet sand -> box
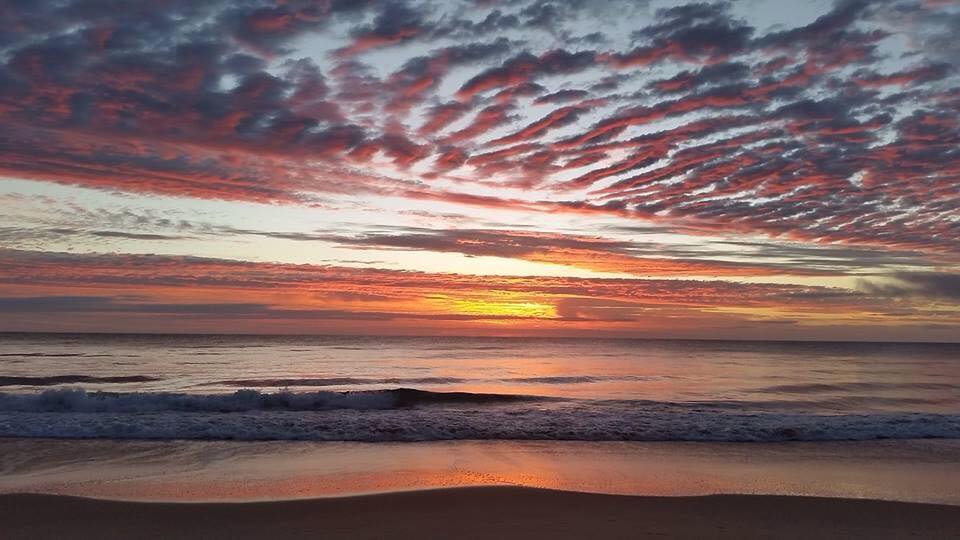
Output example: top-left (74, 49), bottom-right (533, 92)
top-left (2, 439), bottom-right (958, 505)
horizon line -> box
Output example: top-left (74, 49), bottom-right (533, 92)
top-left (1, 330), bottom-right (957, 346)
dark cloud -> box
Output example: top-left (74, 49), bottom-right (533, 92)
top-left (757, 0), bottom-right (871, 48)
top-left (756, 0), bottom-right (887, 69)
top-left (456, 49), bottom-right (596, 99)
top-left (445, 9), bottom-right (522, 36)
top-left (859, 273), bottom-right (960, 301)
top-left (853, 63), bottom-right (951, 87)
top-left (0, 226), bottom-right (187, 244)
top-left (337, 1), bottom-right (426, 56)
top-left (534, 89), bottom-right (590, 104)
top-left (89, 230), bottom-right (186, 241)
top-left (0, 296), bottom-right (271, 314)
top-left (519, 0), bottom-right (565, 30)
top-left (488, 104), bottom-right (589, 146)
top-left (649, 62), bottom-right (750, 93)
top-left (911, 8), bottom-right (960, 67)
top-left (640, 1), bottom-right (754, 57)
top-left (385, 38), bottom-right (515, 113)
top-left (608, 1), bottom-right (753, 67)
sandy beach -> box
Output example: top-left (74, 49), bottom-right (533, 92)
top-left (3, 486), bottom-right (959, 539)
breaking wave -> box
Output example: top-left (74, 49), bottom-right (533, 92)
top-left (211, 375), bottom-right (660, 387)
top-left (0, 388), bottom-right (549, 413)
top-left (0, 388), bottom-right (957, 442)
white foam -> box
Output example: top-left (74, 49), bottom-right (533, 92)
top-left (0, 388), bottom-right (957, 442)
top-left (0, 388), bottom-right (397, 413)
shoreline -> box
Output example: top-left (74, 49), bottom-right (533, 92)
top-left (3, 438), bottom-right (959, 505)
top-left (4, 487), bottom-right (959, 539)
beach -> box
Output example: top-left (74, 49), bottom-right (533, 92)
top-left (2, 438), bottom-right (959, 538)
top-left (5, 487), bottom-right (960, 539)
top-left (2, 336), bottom-right (958, 537)
top-left (3, 439), bottom-right (960, 504)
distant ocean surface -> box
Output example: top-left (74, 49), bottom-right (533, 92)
top-left (0, 333), bottom-right (958, 442)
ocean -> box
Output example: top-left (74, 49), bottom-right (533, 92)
top-left (1, 333), bottom-right (958, 443)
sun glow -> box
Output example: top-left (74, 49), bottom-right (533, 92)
top-left (427, 293), bottom-right (558, 319)
top-left (453, 299), bottom-right (556, 318)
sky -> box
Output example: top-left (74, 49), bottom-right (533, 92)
top-left (0, 0), bottom-right (958, 340)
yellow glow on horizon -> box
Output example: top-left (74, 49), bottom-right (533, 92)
top-left (451, 299), bottom-right (557, 319)
top-left (423, 292), bottom-right (558, 319)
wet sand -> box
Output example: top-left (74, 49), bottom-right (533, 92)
top-left (5, 439), bottom-right (960, 504)
top-left (3, 487), bottom-right (959, 540)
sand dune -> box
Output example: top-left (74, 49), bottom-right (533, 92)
top-left (3, 487), bottom-right (959, 539)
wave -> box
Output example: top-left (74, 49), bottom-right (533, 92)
top-left (510, 376), bottom-right (601, 384)
top-left (759, 382), bottom-right (960, 394)
top-left (0, 388), bottom-right (956, 442)
top-left (0, 388), bottom-right (548, 413)
top-left (212, 375), bottom-right (656, 387)
top-left (0, 375), bottom-right (160, 387)
top-left (215, 377), bottom-right (466, 387)
top-left (508, 375), bottom-right (666, 384)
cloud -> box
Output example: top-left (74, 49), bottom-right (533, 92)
top-left (0, 248), bottom-right (954, 336)
top-left (0, 296), bottom-right (271, 314)
top-left (385, 38), bottom-right (514, 114)
top-left (648, 62), bottom-right (750, 94)
top-left (0, 248), bottom-right (858, 306)
top-left (534, 89), bottom-right (590, 104)
top-left (446, 103), bottom-right (515, 142)
top-left (455, 49), bottom-right (596, 100)
top-left (853, 63), bottom-right (950, 87)
top-left (0, 0), bottom-right (956, 260)
top-left (859, 273), bottom-right (960, 301)
top-left (336, 1), bottom-right (426, 57)
top-left (606, 2), bottom-right (753, 67)
top-left (487, 104), bottom-right (589, 146)
top-left (318, 228), bottom-right (838, 277)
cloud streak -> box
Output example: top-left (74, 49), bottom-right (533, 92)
top-left (0, 248), bottom-right (955, 338)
